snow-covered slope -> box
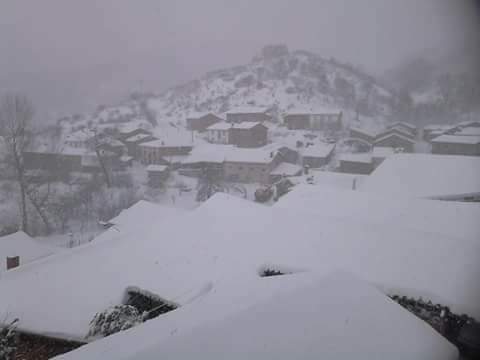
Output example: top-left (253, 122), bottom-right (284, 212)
top-left (60, 45), bottom-right (395, 133)
top-left (148, 46), bottom-right (393, 125)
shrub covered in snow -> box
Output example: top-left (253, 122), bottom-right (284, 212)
top-left (87, 305), bottom-right (144, 339)
top-left (0, 320), bottom-right (18, 360)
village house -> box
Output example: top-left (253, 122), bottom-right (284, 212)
top-left (122, 132), bottom-right (157, 157)
top-left (186, 113), bottom-right (223, 132)
top-left (223, 147), bottom-right (280, 183)
top-left (302, 143), bottom-right (335, 169)
top-left (269, 162), bottom-right (303, 183)
top-left (139, 138), bottom-right (193, 165)
top-left (284, 111), bottom-right (343, 132)
top-left (226, 107), bottom-right (271, 123)
top-left (431, 135), bottom-right (480, 156)
top-left (146, 165), bottom-right (170, 187)
top-left (229, 122), bottom-right (268, 148)
top-left (274, 145), bottom-right (300, 164)
top-left (348, 127), bottom-right (377, 144)
top-left (373, 131), bottom-right (415, 153)
top-left (117, 126), bottom-right (152, 141)
top-left (181, 144), bottom-right (233, 179)
top-left (339, 153), bottom-right (374, 175)
top-left (206, 122), bottom-right (231, 144)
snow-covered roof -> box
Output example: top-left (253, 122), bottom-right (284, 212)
top-left (339, 153), bottom-right (373, 164)
top-left (309, 170), bottom-right (367, 190)
top-left (302, 143), bottom-right (335, 158)
top-left (123, 133), bottom-right (152, 143)
top-left (349, 126), bottom-right (377, 137)
top-left (0, 232), bottom-right (58, 273)
top-left (107, 200), bottom-right (182, 228)
top-left (270, 162), bottom-right (303, 176)
top-left (423, 124), bottom-right (454, 131)
top-left (225, 146), bottom-right (276, 164)
top-left (374, 131), bottom-right (416, 144)
top-left (182, 144), bottom-right (234, 164)
top-left (285, 105), bottom-right (341, 115)
top-left (140, 135), bottom-right (193, 148)
top-left (118, 121), bottom-right (151, 134)
top-left (431, 134), bottom-right (480, 145)
top-left (452, 127), bottom-right (480, 136)
top-left (372, 146), bottom-right (396, 159)
top-left (185, 111), bottom-right (217, 119)
top-left (360, 153), bottom-right (480, 198)
top-left (388, 121), bottom-right (416, 130)
top-left (456, 120), bottom-right (480, 128)
top-left (206, 122), bottom-right (231, 131)
top-left (146, 165), bottom-right (168, 172)
top-left (226, 106), bottom-right (269, 114)
top-left (232, 121), bottom-right (264, 130)
top-left (1, 186), bottom-right (479, 349)
top-left (66, 271), bottom-right (456, 360)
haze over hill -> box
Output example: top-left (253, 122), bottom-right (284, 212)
top-left (1, 0), bottom-right (477, 121)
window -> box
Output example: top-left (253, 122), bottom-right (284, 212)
top-left (123, 287), bottom-right (178, 321)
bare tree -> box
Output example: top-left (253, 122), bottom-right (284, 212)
top-left (0, 94), bottom-right (33, 234)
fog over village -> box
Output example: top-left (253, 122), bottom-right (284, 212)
top-left (0, 1), bottom-right (480, 359)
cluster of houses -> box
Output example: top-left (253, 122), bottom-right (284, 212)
top-left (20, 107), bottom-right (345, 186)
top-left (341, 121), bottom-right (418, 175)
top-left (21, 104), bottom-right (480, 188)
top-left (427, 120), bottom-right (480, 156)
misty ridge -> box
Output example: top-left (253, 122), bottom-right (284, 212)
top-left (0, 1), bottom-right (480, 360)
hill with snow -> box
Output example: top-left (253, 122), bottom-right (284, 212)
top-left (60, 45), bottom-right (396, 133)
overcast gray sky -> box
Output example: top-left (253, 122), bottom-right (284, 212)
top-left (0, 0), bottom-right (478, 121)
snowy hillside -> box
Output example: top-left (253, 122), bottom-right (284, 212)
top-left (61, 45), bottom-right (395, 132)
top-left (148, 45), bottom-right (394, 126)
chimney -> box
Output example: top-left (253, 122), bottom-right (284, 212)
top-left (6, 256), bottom-right (20, 270)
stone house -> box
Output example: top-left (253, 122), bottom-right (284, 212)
top-left (302, 143), bottom-right (336, 169)
top-left (229, 122), bottom-right (268, 148)
top-left (223, 148), bottom-right (280, 183)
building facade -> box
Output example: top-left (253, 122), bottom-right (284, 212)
top-left (206, 122), bottom-right (231, 144)
top-left (431, 135), bottom-right (480, 156)
top-left (229, 122), bottom-right (268, 148)
top-left (284, 112), bottom-right (343, 131)
top-left (139, 140), bottom-right (193, 165)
